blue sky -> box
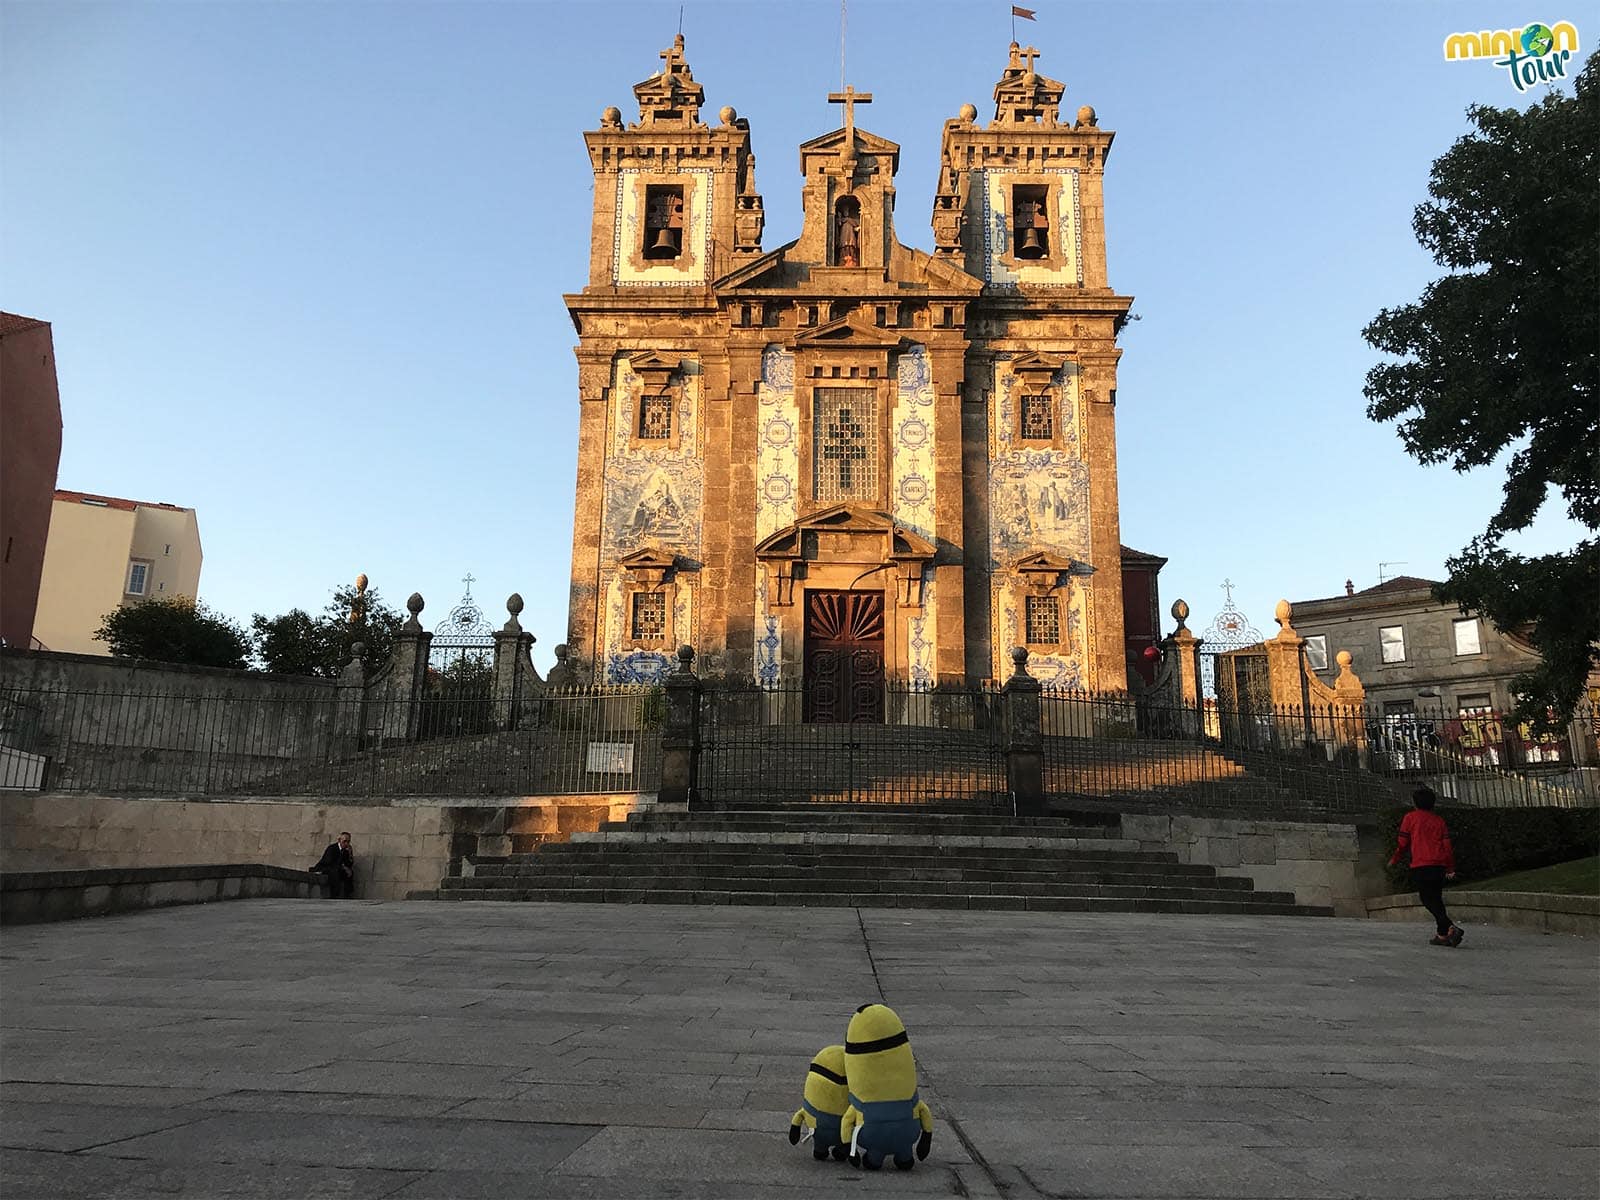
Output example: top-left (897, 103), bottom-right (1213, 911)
top-left (3, 1), bottom-right (1587, 669)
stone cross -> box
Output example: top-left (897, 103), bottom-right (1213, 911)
top-left (827, 85), bottom-right (873, 137)
top-left (660, 33), bottom-right (686, 74)
top-left (1017, 45), bottom-right (1041, 72)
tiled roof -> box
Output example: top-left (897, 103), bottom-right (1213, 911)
top-left (0, 312), bottom-right (49, 336)
top-left (54, 489), bottom-right (189, 513)
top-left (1119, 544), bottom-right (1168, 565)
top-left (1358, 575), bottom-right (1440, 595)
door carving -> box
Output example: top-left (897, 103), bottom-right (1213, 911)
top-left (803, 590), bottom-right (885, 723)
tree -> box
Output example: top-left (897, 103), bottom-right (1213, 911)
top-left (251, 583), bottom-right (402, 678)
top-left (1362, 55), bottom-right (1598, 722)
top-left (94, 596), bottom-right (251, 669)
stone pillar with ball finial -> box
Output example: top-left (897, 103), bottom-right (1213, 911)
top-left (659, 644), bottom-right (702, 809)
top-left (492, 593), bottom-right (541, 731)
top-left (1158, 599), bottom-right (1204, 737)
top-left (1264, 599), bottom-right (1313, 748)
top-left (369, 592), bottom-right (433, 742)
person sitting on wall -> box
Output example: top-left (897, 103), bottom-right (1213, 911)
top-left (313, 832), bottom-right (356, 899)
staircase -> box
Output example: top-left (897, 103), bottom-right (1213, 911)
top-left (426, 804), bottom-right (1334, 916)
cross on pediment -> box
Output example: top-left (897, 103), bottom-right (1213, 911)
top-left (660, 33), bottom-right (687, 74)
top-left (827, 84), bottom-right (873, 136)
top-left (1017, 44), bottom-right (1041, 72)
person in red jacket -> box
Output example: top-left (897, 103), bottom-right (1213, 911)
top-left (1389, 787), bottom-right (1463, 947)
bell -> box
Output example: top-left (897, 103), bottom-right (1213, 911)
top-left (1017, 227), bottom-right (1045, 258)
top-left (646, 227), bottom-right (680, 258)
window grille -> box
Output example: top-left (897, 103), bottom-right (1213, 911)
top-left (631, 592), bottom-right (667, 640)
top-left (639, 392), bottom-right (672, 440)
top-left (813, 387), bottom-right (877, 501)
top-left (1020, 392), bottom-right (1053, 440)
top-left (1025, 594), bottom-right (1060, 645)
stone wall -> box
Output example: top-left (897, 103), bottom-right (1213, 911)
top-left (1122, 812), bottom-right (1383, 917)
top-left (0, 793), bottom-right (644, 900)
top-left (1367, 890), bottom-right (1598, 937)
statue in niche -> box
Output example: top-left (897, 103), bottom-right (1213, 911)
top-left (834, 196), bottom-right (861, 267)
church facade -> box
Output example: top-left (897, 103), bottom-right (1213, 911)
top-left (565, 37), bottom-right (1135, 705)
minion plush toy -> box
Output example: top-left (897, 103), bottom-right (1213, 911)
top-left (840, 1003), bottom-right (934, 1170)
top-left (788, 1044), bottom-right (851, 1161)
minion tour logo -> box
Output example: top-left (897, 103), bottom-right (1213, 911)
top-left (1443, 21), bottom-right (1581, 92)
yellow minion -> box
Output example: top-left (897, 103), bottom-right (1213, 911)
top-left (787, 1044), bottom-right (851, 1161)
top-left (839, 1002), bottom-right (934, 1170)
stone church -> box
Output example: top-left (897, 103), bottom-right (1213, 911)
top-left (565, 36), bottom-right (1136, 709)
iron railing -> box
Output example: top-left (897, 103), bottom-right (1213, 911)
top-left (0, 684), bottom-right (663, 798)
top-left (697, 681), bottom-right (1008, 808)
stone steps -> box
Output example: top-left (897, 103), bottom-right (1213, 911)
top-left (429, 803), bottom-right (1334, 918)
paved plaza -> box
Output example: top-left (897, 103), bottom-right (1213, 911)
top-left (1, 900), bottom-right (1595, 1199)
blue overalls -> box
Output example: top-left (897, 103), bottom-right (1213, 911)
top-left (848, 1091), bottom-right (922, 1165)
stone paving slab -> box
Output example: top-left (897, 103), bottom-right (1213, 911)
top-left (1, 900), bottom-right (1596, 1199)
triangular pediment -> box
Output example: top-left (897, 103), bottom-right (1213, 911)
top-left (798, 126), bottom-right (901, 158)
top-left (626, 350), bottom-right (680, 375)
top-left (1010, 351), bottom-right (1066, 377)
top-left (617, 547), bottom-right (678, 571)
top-left (755, 504), bottom-right (934, 561)
top-left (792, 316), bottom-right (904, 350)
top-left (1015, 550), bottom-right (1079, 574)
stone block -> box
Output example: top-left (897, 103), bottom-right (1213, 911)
top-left (1275, 830), bottom-right (1311, 860)
top-left (265, 804), bottom-right (303, 834)
top-left (1207, 837), bottom-right (1242, 868)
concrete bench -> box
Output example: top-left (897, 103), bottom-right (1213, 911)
top-left (0, 863), bottom-right (331, 925)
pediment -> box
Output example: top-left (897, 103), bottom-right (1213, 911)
top-left (1010, 352), bottom-right (1066, 378)
top-left (755, 504), bottom-right (933, 560)
top-left (626, 350), bottom-right (681, 380)
top-left (1015, 550), bottom-right (1080, 574)
top-left (792, 316), bottom-right (904, 350)
top-left (798, 127), bottom-right (901, 158)
top-left (617, 547), bottom-right (678, 571)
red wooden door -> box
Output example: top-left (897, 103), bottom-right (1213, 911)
top-left (803, 590), bottom-right (885, 723)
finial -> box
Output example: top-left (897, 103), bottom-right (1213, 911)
top-left (675, 644), bottom-right (696, 673)
top-left (1336, 649), bottom-right (1352, 670)
top-left (601, 105), bottom-right (622, 127)
top-left (718, 105), bottom-right (736, 125)
top-left (355, 573), bottom-right (368, 593)
top-left (407, 592), bottom-right (424, 616)
top-left (1344, 578), bottom-right (1355, 596)
top-left (349, 641), bottom-right (364, 661)
top-left (1171, 598), bottom-right (1190, 631)
top-left (1274, 599), bottom-right (1292, 628)
top-left (506, 593), bottom-right (524, 617)
top-left (554, 643), bottom-right (569, 662)
top-left (1075, 105), bottom-right (1097, 128)
top-left (958, 102), bottom-right (978, 123)
top-left (1010, 645), bottom-right (1030, 675)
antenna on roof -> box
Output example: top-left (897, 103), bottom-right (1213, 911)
top-left (1377, 561), bottom-right (1408, 583)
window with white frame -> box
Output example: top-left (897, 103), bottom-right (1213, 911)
top-left (126, 561), bottom-right (150, 596)
top-left (1452, 617), bottom-right (1481, 656)
top-left (1304, 635), bottom-right (1329, 671)
top-left (1379, 625), bottom-right (1405, 664)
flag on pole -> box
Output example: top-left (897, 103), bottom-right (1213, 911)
top-left (1012, 5), bottom-right (1037, 18)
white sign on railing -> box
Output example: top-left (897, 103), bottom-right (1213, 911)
top-left (586, 742), bottom-right (634, 773)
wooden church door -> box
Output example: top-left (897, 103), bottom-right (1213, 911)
top-left (803, 590), bottom-right (885, 723)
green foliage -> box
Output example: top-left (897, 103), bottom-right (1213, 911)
top-left (1362, 56), bottom-right (1599, 723)
top-left (251, 584), bottom-right (402, 678)
top-left (1377, 803), bottom-right (1600, 890)
top-left (1468, 856), bottom-right (1599, 896)
top-left (93, 596), bottom-right (251, 670)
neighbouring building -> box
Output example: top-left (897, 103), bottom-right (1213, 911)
top-left (1293, 575), bottom-right (1593, 768)
top-left (565, 36), bottom-right (1138, 710)
top-left (1120, 544), bottom-right (1166, 688)
top-left (32, 491), bottom-right (203, 655)
top-left (0, 313), bottom-right (64, 649)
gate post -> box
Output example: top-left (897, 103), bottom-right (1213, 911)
top-left (491, 593), bottom-right (537, 731)
top-left (333, 643), bottom-right (366, 756)
top-left (1165, 599), bottom-right (1205, 738)
top-left (660, 644), bottom-right (702, 809)
top-left (1003, 647), bottom-right (1045, 816)
top-left (1265, 600), bottom-right (1312, 751)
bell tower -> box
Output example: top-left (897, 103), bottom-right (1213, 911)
top-left (580, 34), bottom-right (764, 291)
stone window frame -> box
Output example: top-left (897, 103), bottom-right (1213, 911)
top-left (617, 569), bottom-right (680, 653)
top-left (629, 590), bottom-right (668, 641)
top-left (622, 172), bottom-right (703, 278)
top-left (998, 173), bottom-right (1070, 275)
top-left (625, 357), bottom-right (686, 453)
top-left (796, 368), bottom-right (893, 515)
top-left (1451, 617), bottom-right (1482, 657)
top-left (1006, 357), bottom-right (1071, 452)
top-left (1378, 624), bottom-right (1406, 665)
top-left (642, 183), bottom-right (686, 261)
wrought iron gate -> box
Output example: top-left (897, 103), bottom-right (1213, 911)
top-left (1213, 647), bottom-right (1273, 751)
top-left (698, 681), bottom-right (1008, 808)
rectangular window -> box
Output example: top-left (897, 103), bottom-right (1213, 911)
top-left (630, 592), bottom-right (667, 641)
top-left (126, 561), bottom-right (149, 596)
top-left (1304, 635), bottom-right (1328, 672)
top-left (1025, 594), bottom-right (1061, 645)
top-left (1452, 617), bottom-right (1481, 656)
top-left (813, 387), bottom-right (877, 501)
top-left (1020, 392), bottom-right (1053, 440)
top-left (643, 185), bottom-right (684, 260)
top-left (1379, 625), bottom-right (1405, 664)
top-left (638, 392), bottom-right (672, 440)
